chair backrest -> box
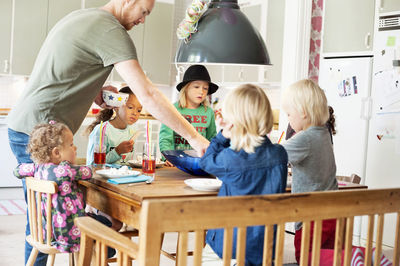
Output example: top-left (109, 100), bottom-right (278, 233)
top-left (336, 173), bottom-right (362, 184)
top-left (137, 188), bottom-right (400, 266)
top-left (75, 188), bottom-right (400, 266)
top-left (75, 216), bottom-right (138, 266)
top-left (26, 177), bottom-right (58, 246)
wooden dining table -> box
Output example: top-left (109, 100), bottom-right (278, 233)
top-left (78, 167), bottom-right (367, 229)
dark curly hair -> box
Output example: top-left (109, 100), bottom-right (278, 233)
top-left (327, 106), bottom-right (336, 136)
top-left (86, 86), bottom-right (134, 135)
top-left (28, 122), bottom-right (69, 164)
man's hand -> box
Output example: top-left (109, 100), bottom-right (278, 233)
top-left (94, 85), bottom-right (119, 109)
top-left (188, 135), bottom-right (210, 157)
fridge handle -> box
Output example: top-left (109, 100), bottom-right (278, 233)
top-left (360, 97), bottom-right (372, 120)
top-left (364, 33), bottom-right (371, 49)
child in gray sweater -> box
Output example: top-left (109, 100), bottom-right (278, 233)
top-left (281, 79), bottom-right (338, 264)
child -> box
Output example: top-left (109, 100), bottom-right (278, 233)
top-left (13, 122), bottom-right (115, 256)
top-left (159, 64), bottom-right (218, 166)
top-left (285, 105), bottom-right (336, 143)
top-left (86, 86), bottom-right (142, 165)
top-left (199, 84), bottom-right (288, 265)
top-left (281, 79), bottom-right (338, 264)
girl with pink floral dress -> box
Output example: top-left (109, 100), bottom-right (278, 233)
top-left (14, 122), bottom-right (114, 256)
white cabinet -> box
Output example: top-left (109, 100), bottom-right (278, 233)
top-left (47, 0), bottom-right (82, 33)
top-left (0, 0), bottom-right (12, 74)
top-left (85, 0), bottom-right (108, 8)
top-left (2, 0), bottom-right (174, 83)
top-left (113, 1), bottom-right (174, 85)
top-left (12, 0), bottom-right (48, 75)
top-left (6, 0), bottom-right (81, 76)
top-left (378, 0), bottom-right (400, 14)
top-left (322, 0), bottom-right (375, 54)
top-left (142, 2), bottom-right (174, 85)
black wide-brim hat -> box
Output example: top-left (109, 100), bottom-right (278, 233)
top-left (176, 65), bottom-right (219, 95)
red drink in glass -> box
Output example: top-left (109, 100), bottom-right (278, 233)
top-left (94, 152), bottom-right (106, 165)
top-left (142, 159), bottom-right (156, 174)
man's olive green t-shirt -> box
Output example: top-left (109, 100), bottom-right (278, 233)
top-left (7, 8), bottom-right (137, 134)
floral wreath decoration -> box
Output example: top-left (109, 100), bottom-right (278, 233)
top-left (176, 0), bottom-right (211, 43)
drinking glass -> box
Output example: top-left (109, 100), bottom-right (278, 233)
top-left (142, 143), bottom-right (157, 178)
top-left (94, 144), bottom-right (106, 168)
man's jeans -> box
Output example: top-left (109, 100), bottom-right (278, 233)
top-left (8, 128), bottom-right (48, 266)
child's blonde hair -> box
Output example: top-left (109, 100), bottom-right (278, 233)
top-left (222, 84), bottom-right (273, 153)
top-left (177, 82), bottom-right (210, 110)
top-left (28, 122), bottom-right (70, 164)
top-left (283, 79), bottom-right (329, 127)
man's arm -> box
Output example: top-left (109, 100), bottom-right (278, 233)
top-left (114, 59), bottom-right (209, 155)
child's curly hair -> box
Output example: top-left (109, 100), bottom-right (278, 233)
top-left (28, 122), bottom-right (69, 164)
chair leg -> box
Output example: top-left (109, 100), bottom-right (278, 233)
top-left (46, 254), bottom-right (56, 266)
top-left (69, 253), bottom-right (77, 266)
top-left (26, 248), bottom-right (39, 266)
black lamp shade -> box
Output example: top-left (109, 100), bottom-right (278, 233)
top-left (176, 0), bottom-right (271, 65)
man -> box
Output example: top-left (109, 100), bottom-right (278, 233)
top-left (7, 0), bottom-right (208, 264)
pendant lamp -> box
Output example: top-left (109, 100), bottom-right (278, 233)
top-left (175, 0), bottom-right (271, 65)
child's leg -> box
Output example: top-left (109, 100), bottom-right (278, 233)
top-left (86, 213), bottom-right (116, 258)
top-left (85, 205), bottom-right (123, 231)
top-left (294, 219), bottom-right (337, 264)
top-left (320, 219), bottom-right (336, 250)
top-left (202, 244), bottom-right (237, 266)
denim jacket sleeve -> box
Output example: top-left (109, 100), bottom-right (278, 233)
top-left (199, 131), bottom-right (231, 177)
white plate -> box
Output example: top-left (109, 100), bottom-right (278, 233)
top-left (184, 178), bottom-right (222, 192)
top-left (96, 169), bottom-right (141, 178)
top-left (127, 160), bottom-right (165, 168)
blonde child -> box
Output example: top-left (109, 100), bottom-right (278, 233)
top-left (159, 65), bottom-right (218, 166)
top-left (199, 84), bottom-right (288, 265)
top-left (86, 86), bottom-right (142, 165)
top-left (13, 122), bottom-right (115, 257)
top-left (281, 79), bottom-right (338, 263)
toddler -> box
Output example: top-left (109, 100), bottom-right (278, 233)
top-left (199, 84), bottom-right (288, 265)
top-left (14, 122), bottom-right (115, 256)
top-left (159, 64), bottom-right (218, 166)
top-left (86, 86), bottom-right (142, 165)
top-left (281, 79), bottom-right (338, 263)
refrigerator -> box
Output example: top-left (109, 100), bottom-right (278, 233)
top-left (319, 56), bottom-right (373, 180)
top-left (362, 14), bottom-right (400, 247)
top-left (319, 13), bottom-right (400, 247)
top-left (319, 56), bottom-right (373, 246)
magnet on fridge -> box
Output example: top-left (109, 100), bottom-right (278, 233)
top-left (352, 76), bottom-right (358, 94)
top-left (386, 36), bottom-right (396, 47)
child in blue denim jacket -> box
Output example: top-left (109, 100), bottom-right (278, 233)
top-left (199, 84), bottom-right (288, 266)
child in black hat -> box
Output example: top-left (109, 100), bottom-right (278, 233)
top-left (159, 65), bottom-right (219, 166)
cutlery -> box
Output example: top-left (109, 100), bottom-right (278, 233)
top-left (127, 176), bottom-right (154, 186)
top-left (146, 176), bottom-right (154, 184)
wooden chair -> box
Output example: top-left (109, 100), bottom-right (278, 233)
top-left (336, 173), bottom-right (361, 184)
top-left (76, 188), bottom-right (400, 266)
top-left (25, 177), bottom-right (77, 266)
top-left (75, 157), bottom-right (87, 165)
top-left (75, 216), bottom-right (137, 266)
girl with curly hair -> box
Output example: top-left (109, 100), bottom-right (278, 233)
top-left (14, 121), bottom-right (115, 258)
